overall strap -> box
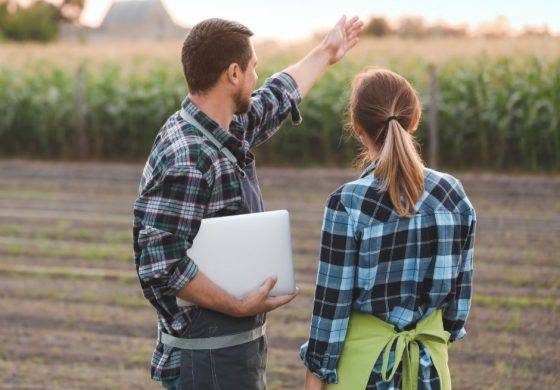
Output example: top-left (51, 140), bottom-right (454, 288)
top-left (159, 322), bottom-right (266, 350)
top-left (180, 107), bottom-right (245, 177)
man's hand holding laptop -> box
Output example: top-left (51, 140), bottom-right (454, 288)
top-left (236, 275), bottom-right (300, 317)
top-left (177, 272), bottom-right (298, 317)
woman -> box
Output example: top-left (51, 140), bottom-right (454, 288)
top-left (300, 68), bottom-right (476, 390)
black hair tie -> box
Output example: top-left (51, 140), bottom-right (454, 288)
top-left (385, 115), bottom-right (399, 125)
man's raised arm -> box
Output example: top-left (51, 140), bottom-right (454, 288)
top-left (284, 15), bottom-right (364, 97)
top-left (241, 15), bottom-right (363, 148)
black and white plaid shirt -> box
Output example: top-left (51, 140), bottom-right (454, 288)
top-left (133, 71), bottom-right (302, 382)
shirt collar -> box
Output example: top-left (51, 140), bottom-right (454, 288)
top-left (181, 96), bottom-right (246, 164)
top-left (359, 159), bottom-right (379, 178)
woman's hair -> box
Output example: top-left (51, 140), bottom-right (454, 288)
top-left (347, 68), bottom-right (424, 217)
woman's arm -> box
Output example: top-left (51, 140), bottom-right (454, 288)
top-left (443, 209), bottom-right (476, 341)
top-left (299, 188), bottom-right (359, 384)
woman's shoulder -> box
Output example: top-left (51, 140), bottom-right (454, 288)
top-left (324, 168), bottom-right (475, 224)
top-left (422, 168), bottom-right (475, 215)
top-left (325, 175), bottom-right (392, 223)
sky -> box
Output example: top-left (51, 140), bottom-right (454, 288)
top-left (80, 0), bottom-right (560, 41)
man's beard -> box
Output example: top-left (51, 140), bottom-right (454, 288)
top-left (233, 89), bottom-right (252, 115)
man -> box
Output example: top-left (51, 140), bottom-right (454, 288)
top-left (133, 15), bottom-right (363, 390)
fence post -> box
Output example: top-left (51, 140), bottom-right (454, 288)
top-left (428, 64), bottom-right (438, 169)
top-left (75, 65), bottom-right (88, 159)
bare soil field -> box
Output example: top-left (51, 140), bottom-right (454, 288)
top-left (0, 160), bottom-right (558, 389)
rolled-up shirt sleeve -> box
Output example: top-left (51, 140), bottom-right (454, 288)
top-left (236, 71), bottom-right (303, 148)
top-left (299, 190), bottom-right (358, 384)
top-left (134, 163), bottom-right (210, 303)
top-left (443, 210), bottom-right (476, 341)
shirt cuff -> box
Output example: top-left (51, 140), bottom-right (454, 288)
top-left (271, 71), bottom-right (303, 126)
top-left (299, 341), bottom-right (339, 384)
top-left (449, 327), bottom-right (467, 342)
top-left (167, 256), bottom-right (199, 296)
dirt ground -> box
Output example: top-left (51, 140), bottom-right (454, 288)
top-left (0, 160), bottom-right (558, 389)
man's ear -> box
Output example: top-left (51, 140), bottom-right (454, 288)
top-left (225, 63), bottom-right (242, 86)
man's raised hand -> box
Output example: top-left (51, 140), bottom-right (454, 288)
top-left (322, 15), bottom-right (364, 65)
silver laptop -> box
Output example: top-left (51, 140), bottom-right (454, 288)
top-left (177, 210), bottom-right (295, 307)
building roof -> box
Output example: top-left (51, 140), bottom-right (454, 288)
top-left (101, 0), bottom-right (172, 29)
top-left (61, 0), bottom-right (189, 41)
top-left (95, 0), bottom-right (187, 40)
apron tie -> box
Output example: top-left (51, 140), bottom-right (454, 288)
top-left (380, 328), bottom-right (450, 390)
top-left (327, 309), bottom-right (452, 390)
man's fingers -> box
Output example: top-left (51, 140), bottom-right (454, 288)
top-left (346, 20), bottom-right (364, 36)
top-left (266, 287), bottom-right (299, 309)
top-left (354, 22), bottom-right (365, 34)
top-left (259, 276), bottom-right (278, 295)
top-left (345, 16), bottom-right (361, 30)
top-left (347, 29), bottom-right (360, 40)
top-left (266, 294), bottom-right (296, 310)
top-left (345, 16), bottom-right (359, 27)
top-left (337, 15), bottom-right (347, 27)
top-left (347, 38), bottom-right (359, 50)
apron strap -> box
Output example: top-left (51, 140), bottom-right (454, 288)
top-left (380, 328), bottom-right (449, 389)
top-left (159, 322), bottom-right (266, 350)
top-left (328, 309), bottom-right (451, 390)
top-left (180, 106), bottom-right (246, 178)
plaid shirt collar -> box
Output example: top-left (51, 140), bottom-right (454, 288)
top-left (359, 160), bottom-right (379, 178)
top-left (181, 96), bottom-right (247, 165)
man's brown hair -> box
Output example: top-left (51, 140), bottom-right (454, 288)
top-left (181, 18), bottom-right (254, 94)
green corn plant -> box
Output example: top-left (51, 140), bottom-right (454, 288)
top-left (0, 56), bottom-right (558, 171)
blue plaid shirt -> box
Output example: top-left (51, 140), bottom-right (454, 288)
top-left (133, 71), bottom-right (302, 382)
top-left (300, 162), bottom-right (476, 389)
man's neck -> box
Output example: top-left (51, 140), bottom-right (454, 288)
top-left (187, 91), bottom-right (235, 130)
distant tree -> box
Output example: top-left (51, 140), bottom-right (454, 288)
top-left (364, 16), bottom-right (392, 37)
top-left (1, 2), bottom-right (58, 41)
top-left (477, 15), bottom-right (512, 38)
top-left (521, 24), bottom-right (551, 37)
top-left (0, 3), bottom-right (7, 37)
top-left (0, 0), bottom-right (84, 42)
top-left (426, 23), bottom-right (468, 38)
top-left (396, 16), bottom-right (428, 38)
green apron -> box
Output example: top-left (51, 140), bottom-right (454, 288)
top-left (327, 310), bottom-right (451, 390)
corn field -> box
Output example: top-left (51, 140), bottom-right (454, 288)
top-left (1, 56), bottom-right (559, 170)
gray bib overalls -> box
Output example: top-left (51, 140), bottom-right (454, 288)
top-left (164, 108), bottom-right (268, 390)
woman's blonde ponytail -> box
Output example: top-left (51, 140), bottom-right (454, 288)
top-left (375, 117), bottom-right (424, 216)
top-left (348, 68), bottom-right (424, 217)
